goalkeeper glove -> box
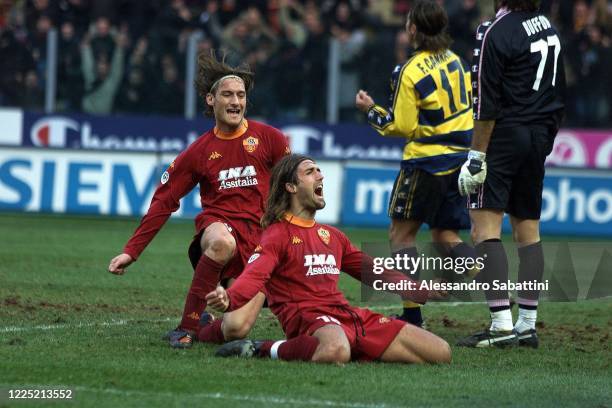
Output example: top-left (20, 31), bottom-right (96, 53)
top-left (458, 150), bottom-right (487, 196)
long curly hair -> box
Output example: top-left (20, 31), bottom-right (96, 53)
top-left (409, 0), bottom-right (452, 52)
top-left (195, 50), bottom-right (254, 117)
top-left (261, 154), bottom-right (314, 229)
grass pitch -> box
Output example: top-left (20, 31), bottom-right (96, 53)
top-left (0, 213), bottom-right (610, 407)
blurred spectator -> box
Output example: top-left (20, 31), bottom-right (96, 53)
top-left (329, 1), bottom-right (366, 121)
top-left (221, 6), bottom-right (278, 66)
top-left (155, 0), bottom-right (196, 57)
top-left (20, 69), bottom-right (44, 110)
top-left (0, 0), bottom-right (610, 127)
top-left (57, 0), bottom-right (90, 36)
top-left (81, 30), bottom-right (126, 114)
top-left (25, 0), bottom-right (59, 34)
top-left (217, 0), bottom-right (241, 26)
top-left (0, 12), bottom-right (36, 107)
top-left (567, 24), bottom-right (611, 126)
top-left (29, 14), bottom-right (52, 76)
top-left (88, 16), bottom-right (115, 58)
top-left (363, 0), bottom-right (405, 29)
top-left (114, 67), bottom-right (148, 114)
top-left (300, 6), bottom-right (328, 121)
top-left (359, 28), bottom-right (408, 119)
top-left (197, 0), bottom-right (224, 45)
top-left (151, 53), bottom-right (185, 116)
top-left (278, 0), bottom-right (306, 49)
top-left (0, 0), bottom-right (12, 29)
top-left (89, 0), bottom-right (118, 25)
top-left (447, 0), bottom-right (480, 62)
top-left (57, 20), bottom-right (83, 111)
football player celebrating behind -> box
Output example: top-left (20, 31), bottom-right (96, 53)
top-left (108, 51), bottom-right (290, 348)
top-left (206, 154), bottom-right (451, 364)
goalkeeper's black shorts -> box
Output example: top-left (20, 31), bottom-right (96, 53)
top-left (388, 167), bottom-right (470, 230)
top-left (467, 124), bottom-right (556, 220)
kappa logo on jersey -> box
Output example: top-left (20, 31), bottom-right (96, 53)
top-left (248, 253), bottom-right (260, 264)
top-left (317, 228), bottom-right (331, 245)
top-left (242, 136), bottom-right (259, 153)
top-left (292, 236), bottom-right (303, 245)
top-left (209, 151), bottom-right (222, 160)
top-left (254, 245), bottom-right (262, 252)
top-left (217, 166), bottom-right (258, 190)
top-left (304, 254), bottom-right (340, 276)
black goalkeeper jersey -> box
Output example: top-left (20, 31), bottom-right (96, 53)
top-left (472, 8), bottom-right (565, 129)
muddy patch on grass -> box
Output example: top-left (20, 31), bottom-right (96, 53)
top-left (2, 296), bottom-right (176, 316)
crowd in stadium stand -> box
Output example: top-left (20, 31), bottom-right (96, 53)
top-left (0, 0), bottom-right (610, 127)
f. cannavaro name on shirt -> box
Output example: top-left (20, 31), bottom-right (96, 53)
top-left (372, 279), bottom-right (550, 292)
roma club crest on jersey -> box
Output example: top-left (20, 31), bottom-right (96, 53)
top-left (317, 228), bottom-right (331, 245)
top-left (243, 136), bottom-right (259, 153)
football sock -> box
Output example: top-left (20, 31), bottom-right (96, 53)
top-left (401, 301), bottom-right (423, 327)
top-left (180, 254), bottom-right (225, 332)
top-left (393, 247), bottom-right (423, 326)
top-left (392, 247), bottom-right (420, 278)
top-left (476, 239), bottom-right (512, 331)
top-left (489, 305), bottom-right (513, 332)
top-left (450, 242), bottom-right (479, 277)
top-left (197, 318), bottom-right (225, 344)
top-left (515, 305), bottom-right (538, 333)
top-left (514, 242), bottom-right (543, 333)
top-left (517, 241), bottom-right (544, 305)
top-left (476, 238), bottom-right (510, 320)
top-left (258, 335), bottom-right (320, 361)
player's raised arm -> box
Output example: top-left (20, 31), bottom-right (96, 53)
top-left (356, 63), bottom-right (418, 138)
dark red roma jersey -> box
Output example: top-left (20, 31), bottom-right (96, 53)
top-left (226, 215), bottom-right (429, 331)
top-left (123, 119), bottom-right (290, 260)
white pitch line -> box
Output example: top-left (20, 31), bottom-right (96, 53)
top-left (0, 302), bottom-right (482, 334)
top-left (0, 317), bottom-right (178, 334)
top-left (0, 384), bottom-right (402, 408)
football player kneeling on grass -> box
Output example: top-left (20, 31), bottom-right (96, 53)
top-left (206, 154), bottom-right (451, 364)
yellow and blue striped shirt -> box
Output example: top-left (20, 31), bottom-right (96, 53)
top-left (367, 49), bottom-right (473, 175)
